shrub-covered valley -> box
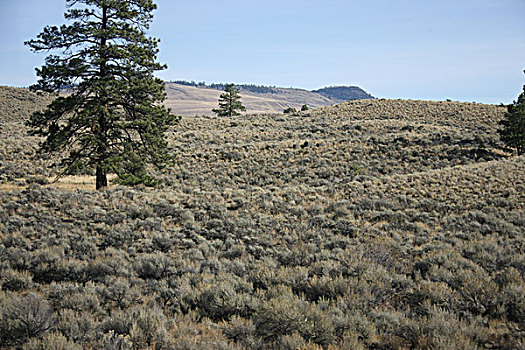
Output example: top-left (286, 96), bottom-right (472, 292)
top-left (0, 86), bottom-right (523, 349)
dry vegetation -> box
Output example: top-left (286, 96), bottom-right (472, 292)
top-left (0, 87), bottom-right (524, 349)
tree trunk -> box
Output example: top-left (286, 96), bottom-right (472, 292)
top-left (95, 6), bottom-right (108, 191)
top-left (96, 164), bottom-right (107, 190)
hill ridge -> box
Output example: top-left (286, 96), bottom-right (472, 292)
top-left (313, 85), bottom-right (375, 101)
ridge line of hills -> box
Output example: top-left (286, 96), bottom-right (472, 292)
top-left (169, 80), bottom-right (375, 100)
top-left (164, 81), bottom-right (374, 116)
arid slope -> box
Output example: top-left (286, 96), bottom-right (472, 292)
top-left (164, 83), bottom-right (338, 116)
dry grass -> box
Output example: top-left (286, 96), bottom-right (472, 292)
top-left (0, 174), bottom-right (119, 191)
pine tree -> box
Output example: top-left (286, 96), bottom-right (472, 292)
top-left (212, 84), bottom-right (246, 117)
top-left (499, 72), bottom-right (525, 156)
top-left (25, 0), bottom-right (178, 190)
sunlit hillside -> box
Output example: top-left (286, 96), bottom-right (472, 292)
top-left (163, 83), bottom-right (372, 116)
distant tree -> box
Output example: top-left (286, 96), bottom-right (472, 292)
top-left (212, 84), bottom-right (246, 117)
top-left (499, 72), bottom-right (525, 156)
top-left (283, 107), bottom-right (297, 114)
top-left (210, 83), bottom-right (277, 94)
top-left (301, 104), bottom-right (309, 111)
top-left (25, 0), bottom-right (177, 190)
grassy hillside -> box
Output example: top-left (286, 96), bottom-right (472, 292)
top-left (0, 86), bottom-right (524, 349)
top-left (164, 83), bottom-right (337, 116)
top-left (0, 87), bottom-right (55, 186)
top-left (0, 86), bottom-right (53, 122)
top-left (165, 82), bottom-right (375, 116)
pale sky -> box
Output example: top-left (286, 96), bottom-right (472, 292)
top-left (1, 0), bottom-right (524, 103)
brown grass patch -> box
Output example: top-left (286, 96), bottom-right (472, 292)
top-left (0, 174), bottom-right (119, 191)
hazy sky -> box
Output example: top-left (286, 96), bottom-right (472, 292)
top-left (1, 0), bottom-right (524, 103)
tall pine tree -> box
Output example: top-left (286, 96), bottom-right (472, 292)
top-left (212, 84), bottom-right (246, 117)
top-left (25, 0), bottom-right (177, 190)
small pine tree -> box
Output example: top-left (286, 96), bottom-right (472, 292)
top-left (212, 84), bottom-right (246, 117)
top-left (301, 104), bottom-right (309, 111)
top-left (499, 72), bottom-right (525, 156)
top-left (25, 0), bottom-right (177, 190)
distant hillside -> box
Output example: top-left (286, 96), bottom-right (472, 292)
top-left (164, 82), bottom-right (337, 116)
top-left (313, 86), bottom-right (374, 101)
top-left (164, 81), bottom-right (375, 115)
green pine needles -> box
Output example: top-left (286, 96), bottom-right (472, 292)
top-left (213, 84), bottom-right (246, 117)
top-left (25, 0), bottom-right (178, 190)
top-left (499, 71), bottom-right (525, 156)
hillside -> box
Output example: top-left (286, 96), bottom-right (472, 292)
top-left (0, 86), bottom-right (524, 349)
top-left (164, 83), bottom-right (335, 116)
top-left (164, 82), bottom-right (373, 116)
top-left (0, 86), bottom-right (54, 122)
top-left (313, 86), bottom-right (375, 101)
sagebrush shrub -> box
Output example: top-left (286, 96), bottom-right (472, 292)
top-left (2, 293), bottom-right (54, 345)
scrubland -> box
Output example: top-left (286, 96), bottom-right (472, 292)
top-left (0, 87), bottom-right (523, 349)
